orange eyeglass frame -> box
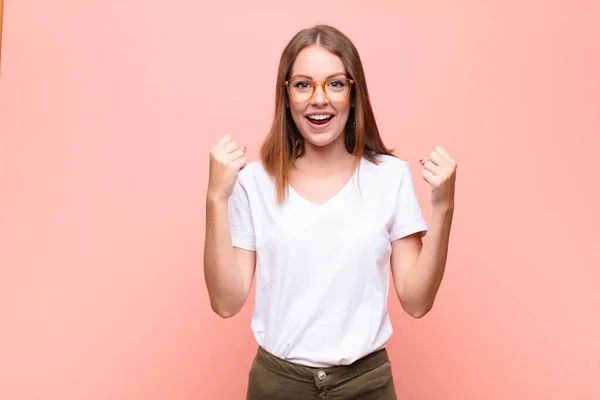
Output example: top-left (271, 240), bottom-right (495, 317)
top-left (284, 77), bottom-right (355, 103)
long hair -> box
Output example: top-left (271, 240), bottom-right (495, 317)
top-left (260, 24), bottom-right (394, 204)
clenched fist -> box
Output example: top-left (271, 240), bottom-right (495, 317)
top-left (420, 146), bottom-right (457, 211)
top-left (207, 135), bottom-right (247, 202)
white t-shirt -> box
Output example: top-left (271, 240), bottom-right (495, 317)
top-left (228, 154), bottom-right (428, 367)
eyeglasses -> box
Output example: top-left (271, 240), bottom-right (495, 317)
top-left (284, 77), bottom-right (354, 103)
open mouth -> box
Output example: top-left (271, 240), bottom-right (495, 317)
top-left (306, 114), bottom-right (334, 126)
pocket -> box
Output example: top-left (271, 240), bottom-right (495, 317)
top-left (246, 358), bottom-right (267, 399)
top-left (246, 358), bottom-right (290, 400)
top-left (246, 357), bottom-right (317, 400)
top-left (342, 361), bottom-right (397, 399)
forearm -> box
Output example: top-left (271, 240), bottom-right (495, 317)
top-left (203, 197), bottom-right (245, 317)
top-left (402, 206), bottom-right (454, 317)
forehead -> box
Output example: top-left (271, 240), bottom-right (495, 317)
top-left (290, 45), bottom-right (346, 79)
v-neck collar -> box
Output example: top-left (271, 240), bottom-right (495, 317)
top-left (287, 158), bottom-right (363, 209)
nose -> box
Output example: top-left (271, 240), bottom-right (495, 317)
top-left (311, 84), bottom-right (328, 106)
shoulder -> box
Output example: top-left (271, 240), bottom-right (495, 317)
top-left (362, 154), bottom-right (412, 181)
top-left (236, 161), bottom-right (269, 182)
top-left (235, 161), bottom-right (274, 197)
top-left (372, 154), bottom-right (409, 168)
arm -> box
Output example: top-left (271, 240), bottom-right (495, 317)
top-left (203, 197), bottom-right (256, 318)
top-left (391, 206), bottom-right (454, 318)
top-left (390, 146), bottom-right (457, 318)
top-left (203, 135), bottom-right (256, 319)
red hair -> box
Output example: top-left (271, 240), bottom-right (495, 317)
top-left (260, 25), bottom-right (394, 204)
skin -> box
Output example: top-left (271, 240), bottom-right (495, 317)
top-left (391, 148), bottom-right (456, 318)
top-left (203, 45), bottom-right (457, 319)
top-left (204, 135), bottom-right (254, 318)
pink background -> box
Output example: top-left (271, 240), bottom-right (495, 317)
top-left (1, 1), bottom-right (599, 399)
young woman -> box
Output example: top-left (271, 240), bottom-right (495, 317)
top-left (204, 24), bottom-right (457, 399)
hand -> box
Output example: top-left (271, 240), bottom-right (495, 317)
top-left (420, 146), bottom-right (457, 211)
top-left (207, 135), bottom-right (247, 202)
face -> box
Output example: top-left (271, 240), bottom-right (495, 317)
top-left (286, 45), bottom-right (352, 150)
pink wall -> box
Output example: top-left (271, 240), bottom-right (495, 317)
top-left (1, 1), bottom-right (599, 399)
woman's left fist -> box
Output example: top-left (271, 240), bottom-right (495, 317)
top-left (420, 146), bottom-right (457, 211)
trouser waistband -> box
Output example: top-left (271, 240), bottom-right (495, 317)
top-left (254, 346), bottom-right (390, 384)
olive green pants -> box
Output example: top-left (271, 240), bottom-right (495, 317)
top-left (246, 346), bottom-right (397, 399)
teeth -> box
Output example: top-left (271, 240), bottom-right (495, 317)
top-left (308, 115), bottom-right (332, 120)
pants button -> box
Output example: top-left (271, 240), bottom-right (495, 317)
top-left (317, 370), bottom-right (326, 380)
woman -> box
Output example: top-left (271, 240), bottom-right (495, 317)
top-left (204, 24), bottom-right (457, 399)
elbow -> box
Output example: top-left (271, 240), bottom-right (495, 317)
top-left (210, 301), bottom-right (240, 319)
top-left (396, 284), bottom-right (439, 319)
top-left (407, 305), bottom-right (432, 319)
top-left (214, 309), bottom-right (237, 319)
top-left (399, 297), bottom-right (434, 319)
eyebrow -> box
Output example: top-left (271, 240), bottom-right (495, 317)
top-left (290, 72), bottom-right (347, 80)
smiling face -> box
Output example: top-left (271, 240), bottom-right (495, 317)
top-left (286, 45), bottom-right (353, 151)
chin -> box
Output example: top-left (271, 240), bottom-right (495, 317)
top-left (304, 135), bottom-right (342, 147)
top-left (302, 129), bottom-right (344, 148)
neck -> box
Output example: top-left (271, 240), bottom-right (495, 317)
top-left (295, 135), bottom-right (355, 173)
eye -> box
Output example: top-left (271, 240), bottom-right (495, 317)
top-left (327, 80), bottom-right (346, 90)
top-left (293, 81), bottom-right (312, 91)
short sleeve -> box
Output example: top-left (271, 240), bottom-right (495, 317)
top-left (389, 163), bottom-right (428, 241)
top-left (228, 176), bottom-right (256, 251)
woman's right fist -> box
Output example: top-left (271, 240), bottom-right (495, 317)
top-left (207, 135), bottom-right (247, 202)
